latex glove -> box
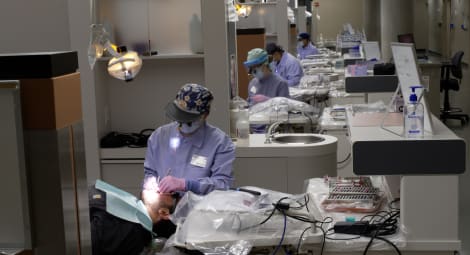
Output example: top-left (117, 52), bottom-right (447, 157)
top-left (143, 176), bottom-right (159, 193)
top-left (159, 176), bottom-right (186, 193)
top-left (251, 94), bottom-right (270, 103)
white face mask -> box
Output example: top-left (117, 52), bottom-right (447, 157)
top-left (298, 41), bottom-right (304, 48)
top-left (179, 119), bottom-right (202, 134)
top-left (269, 62), bottom-right (277, 72)
top-left (252, 67), bottom-right (264, 80)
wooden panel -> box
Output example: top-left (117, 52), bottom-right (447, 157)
top-left (20, 78), bottom-right (55, 129)
top-left (20, 72), bottom-right (82, 129)
top-left (236, 33), bottom-right (266, 99)
top-left (53, 73), bottom-right (82, 129)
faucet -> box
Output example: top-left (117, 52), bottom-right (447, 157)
top-left (265, 120), bottom-right (285, 144)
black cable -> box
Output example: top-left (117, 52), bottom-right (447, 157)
top-left (260, 197), bottom-right (289, 225)
top-left (375, 236), bottom-right (402, 255)
top-left (283, 246), bottom-right (292, 255)
top-left (317, 222), bottom-right (327, 255)
top-left (296, 226), bottom-right (311, 255)
top-left (289, 195), bottom-right (310, 210)
top-left (325, 235), bottom-right (361, 241)
top-left (238, 197), bottom-right (290, 232)
top-left (360, 211), bottom-right (394, 224)
top-left (304, 195), bottom-right (310, 213)
top-left (388, 198), bottom-right (400, 212)
top-left (257, 208), bottom-right (277, 226)
top-left (363, 211), bottom-right (401, 255)
top-left (337, 153), bottom-right (351, 164)
top-left (271, 211), bottom-right (287, 255)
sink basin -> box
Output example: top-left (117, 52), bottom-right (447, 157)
top-left (271, 134), bottom-right (325, 144)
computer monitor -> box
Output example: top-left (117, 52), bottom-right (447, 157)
top-left (397, 33), bottom-right (415, 44)
top-left (397, 33), bottom-right (428, 59)
top-left (362, 41), bottom-right (381, 61)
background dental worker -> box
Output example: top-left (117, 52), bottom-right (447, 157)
top-left (266, 42), bottom-right (304, 87)
top-left (143, 83), bottom-right (235, 195)
top-left (297, 32), bottom-right (319, 59)
top-left (245, 48), bottom-right (290, 107)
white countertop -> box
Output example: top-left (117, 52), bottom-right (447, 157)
top-left (346, 110), bottom-right (463, 142)
top-left (101, 134), bottom-right (337, 160)
top-left (235, 133), bottom-right (337, 158)
top-left (345, 108), bottom-right (466, 175)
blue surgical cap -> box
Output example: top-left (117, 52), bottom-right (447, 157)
top-left (244, 48), bottom-right (269, 68)
top-left (298, 32), bottom-right (310, 40)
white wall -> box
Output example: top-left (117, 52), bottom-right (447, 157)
top-left (0, 0), bottom-right (71, 53)
top-left (413, 0), bottom-right (430, 49)
top-left (427, 0), bottom-right (445, 53)
top-left (363, 0), bottom-right (380, 41)
top-left (0, 0), bottom-right (101, 185)
top-left (98, 0), bottom-right (202, 54)
top-left (380, 0), bottom-right (413, 60)
top-left (450, 0), bottom-right (470, 63)
top-left (315, 0), bottom-right (365, 41)
top-left (67, 0), bottom-right (101, 183)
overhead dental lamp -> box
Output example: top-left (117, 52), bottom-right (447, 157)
top-left (107, 46), bottom-right (142, 82)
top-left (88, 24), bottom-right (143, 82)
top-left (235, 4), bottom-right (252, 18)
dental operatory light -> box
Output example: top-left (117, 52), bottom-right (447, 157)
top-left (88, 24), bottom-right (143, 82)
top-left (107, 46), bottom-right (142, 82)
top-left (235, 4), bottom-right (252, 18)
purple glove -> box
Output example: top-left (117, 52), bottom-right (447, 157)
top-left (251, 94), bottom-right (270, 103)
top-left (159, 176), bottom-right (186, 193)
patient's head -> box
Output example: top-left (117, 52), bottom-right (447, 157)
top-left (141, 190), bottom-right (177, 223)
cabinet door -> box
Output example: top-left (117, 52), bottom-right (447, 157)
top-left (287, 155), bottom-right (336, 194)
top-left (101, 163), bottom-right (144, 197)
top-left (233, 157), bottom-right (288, 193)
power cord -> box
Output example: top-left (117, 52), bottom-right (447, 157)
top-left (362, 211), bottom-right (401, 255)
top-left (295, 217), bottom-right (333, 255)
top-left (337, 153), bottom-right (351, 164)
top-left (296, 226), bottom-right (311, 254)
top-left (271, 211), bottom-right (287, 255)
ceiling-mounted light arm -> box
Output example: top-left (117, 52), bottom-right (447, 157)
top-left (88, 23), bottom-right (111, 69)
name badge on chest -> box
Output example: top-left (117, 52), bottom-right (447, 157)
top-left (250, 86), bottom-right (257, 94)
top-left (190, 154), bottom-right (208, 168)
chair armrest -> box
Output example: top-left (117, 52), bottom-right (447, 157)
top-left (441, 61), bottom-right (453, 67)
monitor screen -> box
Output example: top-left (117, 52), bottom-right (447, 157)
top-left (362, 41), bottom-right (381, 61)
top-left (397, 33), bottom-right (415, 44)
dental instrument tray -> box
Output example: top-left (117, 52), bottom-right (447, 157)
top-left (321, 177), bottom-right (384, 213)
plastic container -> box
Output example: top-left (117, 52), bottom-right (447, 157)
top-left (404, 86), bottom-right (424, 139)
top-left (236, 109), bottom-right (250, 146)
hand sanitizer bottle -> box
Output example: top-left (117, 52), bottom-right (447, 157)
top-left (236, 108), bottom-right (250, 146)
top-left (404, 86), bottom-right (424, 139)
